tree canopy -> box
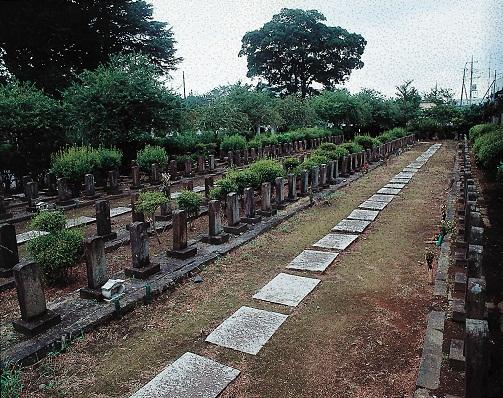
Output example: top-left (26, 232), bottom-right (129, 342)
top-left (0, 0), bottom-right (181, 93)
top-left (239, 8), bottom-right (366, 98)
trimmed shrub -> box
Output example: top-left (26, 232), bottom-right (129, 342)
top-left (247, 159), bottom-right (285, 183)
top-left (354, 135), bottom-right (375, 149)
top-left (96, 147), bottom-right (122, 171)
top-left (386, 127), bottom-right (408, 139)
top-left (469, 123), bottom-right (499, 142)
top-left (226, 168), bottom-right (261, 191)
top-left (318, 143), bottom-right (338, 152)
top-left (313, 146), bottom-right (349, 161)
top-left (339, 142), bottom-right (363, 154)
top-left (136, 145), bottom-right (168, 171)
top-left (29, 210), bottom-right (66, 233)
top-left (220, 134), bottom-right (247, 152)
top-left (27, 228), bottom-right (83, 285)
top-left (473, 129), bottom-right (503, 170)
top-left (283, 157), bottom-right (301, 172)
top-left (176, 190), bottom-right (202, 218)
top-left (296, 154), bottom-right (330, 173)
top-left (210, 177), bottom-right (238, 200)
top-left (136, 191), bottom-right (168, 217)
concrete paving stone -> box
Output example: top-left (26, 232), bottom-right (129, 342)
top-left (369, 194), bottom-right (395, 203)
top-left (253, 273), bottom-right (321, 306)
top-left (377, 187), bottom-right (401, 195)
top-left (383, 183), bottom-right (406, 189)
top-left (402, 167), bottom-right (419, 173)
top-left (16, 230), bottom-right (49, 244)
top-left (66, 216), bottom-right (96, 228)
top-left (347, 209), bottom-right (379, 221)
top-left (286, 250), bottom-right (339, 272)
top-left (110, 206), bottom-right (132, 217)
top-left (427, 311), bottom-right (445, 331)
top-left (395, 172), bottom-right (414, 179)
top-left (171, 186), bottom-right (204, 199)
top-left (331, 218), bottom-right (371, 233)
top-left (389, 178), bottom-right (410, 184)
top-left (205, 306), bottom-right (288, 355)
top-left (313, 233), bottom-right (359, 251)
top-left (129, 352), bottom-right (240, 398)
top-left (358, 200), bottom-right (388, 210)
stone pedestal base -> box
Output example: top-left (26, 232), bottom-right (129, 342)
top-left (242, 215), bottom-right (262, 224)
top-left (124, 263), bottom-right (161, 279)
top-left (452, 298), bottom-right (466, 322)
top-left (80, 287), bottom-right (104, 300)
top-left (202, 233), bottom-right (230, 245)
top-left (257, 209), bottom-right (277, 217)
top-left (223, 223), bottom-right (248, 235)
top-left (12, 310), bottom-right (61, 336)
top-left (99, 232), bottom-right (117, 242)
top-left (167, 246), bottom-right (197, 259)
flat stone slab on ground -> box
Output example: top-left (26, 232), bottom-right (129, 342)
top-left (377, 187), bottom-right (401, 195)
top-left (395, 172), bottom-right (414, 179)
top-left (383, 183), bottom-right (406, 189)
top-left (110, 206), bottom-right (132, 217)
top-left (171, 186), bottom-right (204, 199)
top-left (129, 352), bottom-right (240, 398)
top-left (205, 306), bottom-right (288, 355)
top-left (402, 167), bottom-right (419, 173)
top-left (66, 216), bottom-right (96, 228)
top-left (16, 230), bottom-right (49, 244)
top-left (347, 209), bottom-right (379, 221)
top-left (331, 219), bottom-right (371, 233)
top-left (358, 200), bottom-right (388, 210)
top-left (253, 273), bottom-right (320, 307)
top-left (389, 178), bottom-right (410, 184)
top-left (286, 250), bottom-right (338, 272)
top-left (313, 233), bottom-right (359, 251)
top-left (369, 194), bottom-right (395, 203)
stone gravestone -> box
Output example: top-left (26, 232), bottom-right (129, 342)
top-left (84, 174), bottom-right (99, 199)
top-left (227, 151), bottom-right (234, 167)
top-left (320, 164), bottom-right (328, 187)
top-left (184, 159), bottom-right (193, 177)
top-left (327, 161), bottom-right (335, 184)
top-left (130, 165), bottom-right (142, 189)
top-left (0, 223), bottom-right (19, 277)
top-left (169, 160), bottom-right (178, 180)
top-left (0, 196), bottom-right (12, 220)
top-left (12, 260), bottom-right (61, 336)
top-left (130, 192), bottom-right (145, 223)
top-left (80, 236), bottom-right (109, 299)
top-left (202, 200), bottom-right (229, 244)
top-left (25, 181), bottom-right (38, 212)
top-left (167, 209), bottom-right (197, 258)
top-left (56, 177), bottom-right (73, 205)
top-left (107, 170), bottom-right (121, 194)
top-left (157, 185), bottom-right (172, 222)
top-left (125, 221), bottom-right (160, 279)
top-left (95, 200), bottom-right (117, 241)
top-left (22, 176), bottom-right (32, 200)
top-left (465, 319), bottom-right (489, 398)
top-left (299, 170), bottom-right (309, 196)
top-left (45, 172), bottom-right (57, 195)
top-left (287, 174), bottom-right (298, 202)
top-left (311, 166), bottom-right (319, 192)
top-left (274, 177), bottom-right (287, 210)
top-left (242, 187), bottom-right (261, 224)
top-left (257, 182), bottom-right (276, 217)
top-left (223, 192), bottom-right (248, 234)
top-left (197, 156), bottom-right (205, 173)
top-left (204, 175), bottom-right (214, 199)
top-left (150, 163), bottom-right (161, 185)
top-left (208, 155), bottom-right (216, 170)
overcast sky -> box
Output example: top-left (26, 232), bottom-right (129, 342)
top-left (151, 0), bottom-right (503, 99)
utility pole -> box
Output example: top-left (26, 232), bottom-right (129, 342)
top-left (182, 71), bottom-right (186, 100)
top-left (460, 66), bottom-right (467, 106)
top-left (469, 55), bottom-right (474, 105)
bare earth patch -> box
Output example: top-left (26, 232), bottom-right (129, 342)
top-left (16, 142), bottom-right (455, 397)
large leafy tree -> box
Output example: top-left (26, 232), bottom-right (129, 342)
top-left (63, 53), bottom-right (182, 161)
top-left (354, 89), bottom-right (400, 134)
top-left (239, 8), bottom-right (366, 98)
top-left (0, 0), bottom-right (181, 93)
top-left (395, 80), bottom-right (422, 125)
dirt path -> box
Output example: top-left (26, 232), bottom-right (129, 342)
top-left (18, 142), bottom-right (456, 398)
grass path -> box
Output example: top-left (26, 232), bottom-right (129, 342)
top-left (21, 142), bottom-right (455, 397)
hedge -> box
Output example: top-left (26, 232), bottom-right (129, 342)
top-left (136, 145), bottom-right (168, 171)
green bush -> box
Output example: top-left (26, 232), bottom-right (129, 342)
top-left (176, 190), bottom-right (202, 218)
top-left (318, 143), bottom-right (338, 152)
top-left (376, 132), bottom-right (393, 143)
top-left (339, 142), bottom-right (363, 154)
top-left (473, 129), bottom-right (503, 170)
top-left (0, 365), bottom-right (23, 398)
top-left (248, 159), bottom-right (285, 183)
top-left (283, 157), bottom-right (301, 172)
top-left (136, 145), bottom-right (168, 171)
top-left (210, 178), bottom-right (238, 200)
top-left (220, 134), bottom-right (247, 152)
top-left (293, 127), bottom-right (332, 139)
top-left (27, 229), bottom-right (84, 285)
top-left (136, 191), bottom-right (169, 217)
top-left (386, 127), bottom-right (408, 139)
top-left (226, 168), bottom-right (261, 191)
top-left (297, 154), bottom-right (329, 173)
top-left (353, 135), bottom-right (375, 149)
top-left (165, 131), bottom-right (217, 154)
top-left (51, 146), bottom-right (123, 184)
top-left (313, 145), bottom-right (349, 161)
top-left (469, 123), bottom-right (499, 142)
top-left (29, 210), bottom-right (67, 233)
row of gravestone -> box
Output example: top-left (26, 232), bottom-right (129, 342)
top-left (447, 138), bottom-right (489, 398)
top-left (0, 135), bottom-right (415, 339)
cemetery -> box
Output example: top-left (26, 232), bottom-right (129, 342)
top-left (1, 2), bottom-right (502, 398)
